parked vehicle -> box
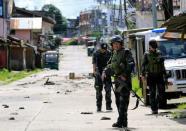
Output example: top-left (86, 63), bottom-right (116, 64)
top-left (127, 28), bottom-right (186, 107)
top-left (87, 46), bottom-right (95, 56)
top-left (43, 50), bottom-right (59, 70)
top-left (86, 40), bottom-right (96, 47)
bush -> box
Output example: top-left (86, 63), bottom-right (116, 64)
top-left (64, 39), bottom-right (78, 45)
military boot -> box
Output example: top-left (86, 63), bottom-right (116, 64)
top-left (112, 122), bottom-right (123, 128)
top-left (106, 105), bottom-right (113, 110)
top-left (97, 107), bottom-right (101, 112)
top-left (112, 122), bottom-right (127, 128)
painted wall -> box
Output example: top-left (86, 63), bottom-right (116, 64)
top-left (0, 18), bottom-right (8, 37)
top-left (42, 21), bottom-right (54, 35)
top-left (14, 30), bottom-right (31, 42)
top-left (0, 46), bottom-right (7, 68)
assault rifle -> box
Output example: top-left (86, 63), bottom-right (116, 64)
top-left (114, 77), bottom-right (145, 110)
top-left (94, 67), bottom-right (103, 88)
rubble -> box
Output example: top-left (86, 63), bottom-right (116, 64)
top-left (44, 78), bottom-right (55, 85)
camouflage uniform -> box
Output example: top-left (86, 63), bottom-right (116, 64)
top-left (92, 49), bottom-right (112, 111)
top-left (142, 50), bottom-right (166, 113)
top-left (107, 47), bottom-right (134, 127)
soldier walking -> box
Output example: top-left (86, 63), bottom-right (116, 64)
top-left (141, 40), bottom-right (166, 114)
top-left (103, 35), bottom-right (134, 128)
top-left (92, 42), bottom-right (112, 112)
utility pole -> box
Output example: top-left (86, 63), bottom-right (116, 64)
top-left (118, 0), bottom-right (123, 26)
top-left (113, 2), bottom-right (116, 32)
top-left (152, 0), bottom-right (158, 28)
top-left (123, 0), bottom-right (128, 29)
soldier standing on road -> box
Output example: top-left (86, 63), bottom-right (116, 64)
top-left (141, 40), bottom-right (166, 114)
top-left (103, 35), bottom-right (134, 128)
top-left (92, 42), bottom-right (112, 112)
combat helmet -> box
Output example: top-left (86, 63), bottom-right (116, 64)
top-left (110, 35), bottom-right (123, 46)
top-left (100, 42), bottom-right (108, 49)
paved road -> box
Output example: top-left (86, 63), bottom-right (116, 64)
top-left (0, 45), bottom-right (185, 131)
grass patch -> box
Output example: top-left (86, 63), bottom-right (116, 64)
top-left (172, 112), bottom-right (182, 118)
top-left (132, 75), bottom-right (142, 97)
top-left (0, 69), bottom-right (41, 84)
top-left (177, 103), bottom-right (186, 110)
top-left (172, 111), bottom-right (186, 119)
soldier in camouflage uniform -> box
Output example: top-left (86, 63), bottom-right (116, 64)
top-left (92, 42), bottom-right (112, 112)
top-left (103, 35), bottom-right (134, 128)
top-left (141, 40), bottom-right (166, 114)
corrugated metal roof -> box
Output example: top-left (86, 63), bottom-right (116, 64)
top-left (161, 13), bottom-right (186, 39)
top-left (162, 13), bottom-right (186, 33)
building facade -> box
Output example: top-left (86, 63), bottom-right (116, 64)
top-left (79, 10), bottom-right (92, 36)
top-left (11, 7), bottom-right (56, 47)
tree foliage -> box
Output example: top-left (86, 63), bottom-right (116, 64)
top-left (42, 4), bottom-right (67, 34)
top-left (90, 31), bottom-right (102, 39)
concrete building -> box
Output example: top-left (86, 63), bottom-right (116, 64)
top-left (11, 7), bottom-right (56, 47)
top-left (79, 6), bottom-right (126, 37)
top-left (79, 10), bottom-right (92, 36)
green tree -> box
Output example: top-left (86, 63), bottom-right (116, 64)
top-left (42, 4), bottom-right (67, 34)
top-left (90, 31), bottom-right (102, 39)
top-left (114, 29), bottom-right (121, 35)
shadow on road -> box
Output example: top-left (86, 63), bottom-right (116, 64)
top-left (108, 127), bottom-right (137, 131)
top-left (171, 117), bottom-right (186, 125)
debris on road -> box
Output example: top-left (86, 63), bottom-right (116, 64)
top-left (80, 112), bottom-right (93, 114)
top-left (43, 101), bottom-right (51, 104)
top-left (9, 117), bottom-right (15, 120)
top-left (64, 89), bottom-right (72, 95)
top-left (100, 117), bottom-right (111, 120)
top-left (2, 104), bottom-right (9, 108)
top-left (19, 107), bottom-right (25, 110)
top-left (10, 112), bottom-right (18, 115)
top-left (69, 72), bottom-right (75, 79)
top-left (69, 73), bottom-right (85, 80)
top-left (44, 78), bottom-right (55, 85)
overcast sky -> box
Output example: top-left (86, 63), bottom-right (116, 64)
top-left (14, 0), bottom-right (98, 18)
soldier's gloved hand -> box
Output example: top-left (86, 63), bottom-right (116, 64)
top-left (93, 71), bottom-right (96, 77)
top-left (119, 75), bottom-right (127, 81)
top-left (101, 71), bottom-right (106, 81)
top-left (93, 70), bottom-right (97, 77)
